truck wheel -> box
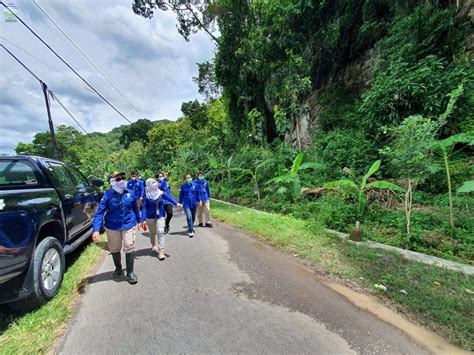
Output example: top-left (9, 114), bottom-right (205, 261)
top-left (9, 237), bottom-right (65, 311)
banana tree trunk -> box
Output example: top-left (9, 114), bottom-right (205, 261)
top-left (405, 178), bottom-right (412, 235)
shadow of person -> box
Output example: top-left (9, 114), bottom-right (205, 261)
top-left (168, 231), bottom-right (188, 237)
top-left (78, 271), bottom-right (125, 292)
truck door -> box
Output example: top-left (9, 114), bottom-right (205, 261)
top-left (46, 162), bottom-right (87, 239)
top-left (65, 166), bottom-right (99, 231)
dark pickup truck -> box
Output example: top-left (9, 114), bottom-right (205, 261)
top-left (0, 156), bottom-right (103, 310)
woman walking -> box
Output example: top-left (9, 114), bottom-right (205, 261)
top-left (92, 172), bottom-right (142, 284)
top-left (179, 174), bottom-right (201, 238)
top-left (143, 177), bottom-right (180, 260)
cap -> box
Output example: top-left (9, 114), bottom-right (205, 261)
top-left (108, 171), bottom-right (125, 181)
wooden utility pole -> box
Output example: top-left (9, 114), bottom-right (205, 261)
top-left (41, 82), bottom-right (59, 160)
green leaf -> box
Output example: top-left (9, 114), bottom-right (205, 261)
top-left (324, 180), bottom-right (357, 190)
top-left (290, 152), bottom-right (304, 176)
top-left (366, 181), bottom-right (405, 192)
top-left (292, 178), bottom-right (301, 200)
top-left (299, 162), bottom-right (326, 171)
top-left (361, 160), bottom-right (381, 190)
top-left (457, 180), bottom-right (474, 194)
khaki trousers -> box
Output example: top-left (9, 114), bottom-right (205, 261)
top-left (197, 201), bottom-right (211, 224)
top-left (146, 217), bottom-right (165, 250)
top-left (105, 228), bottom-right (136, 254)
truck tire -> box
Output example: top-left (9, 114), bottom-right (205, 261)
top-left (9, 237), bottom-right (65, 312)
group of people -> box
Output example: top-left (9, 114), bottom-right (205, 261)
top-left (91, 171), bottom-right (212, 284)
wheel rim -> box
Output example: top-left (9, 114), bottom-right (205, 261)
top-left (41, 248), bottom-right (61, 291)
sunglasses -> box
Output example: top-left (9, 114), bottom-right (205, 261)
top-left (115, 177), bottom-right (124, 182)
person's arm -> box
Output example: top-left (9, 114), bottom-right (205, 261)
top-left (140, 180), bottom-right (145, 199)
top-left (141, 198), bottom-right (147, 222)
top-left (162, 189), bottom-right (177, 205)
top-left (132, 197), bottom-right (141, 224)
top-left (92, 193), bottom-right (108, 232)
top-left (179, 186), bottom-right (184, 205)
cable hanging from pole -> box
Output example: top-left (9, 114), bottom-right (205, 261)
top-left (32, 0), bottom-right (142, 115)
top-left (0, 1), bottom-right (133, 124)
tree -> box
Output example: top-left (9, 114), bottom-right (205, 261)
top-left (324, 160), bottom-right (405, 219)
top-left (193, 60), bottom-right (222, 100)
top-left (119, 119), bottom-right (154, 148)
top-left (381, 115), bottom-right (437, 234)
top-left (266, 152), bottom-right (325, 201)
top-left (181, 100), bottom-right (208, 130)
top-left (132, 0), bottom-right (219, 42)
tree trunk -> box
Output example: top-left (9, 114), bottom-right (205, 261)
top-left (444, 152), bottom-right (455, 227)
top-left (405, 178), bottom-right (412, 235)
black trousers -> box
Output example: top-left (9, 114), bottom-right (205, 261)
top-left (165, 204), bottom-right (173, 227)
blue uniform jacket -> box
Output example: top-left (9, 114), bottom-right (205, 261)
top-left (195, 179), bottom-right (211, 202)
top-left (142, 192), bottom-right (178, 219)
top-left (159, 179), bottom-right (174, 206)
top-left (92, 189), bottom-right (141, 232)
top-left (179, 182), bottom-right (200, 209)
top-left (127, 179), bottom-right (145, 200)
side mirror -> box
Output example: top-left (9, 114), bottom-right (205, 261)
top-left (91, 179), bottom-right (104, 187)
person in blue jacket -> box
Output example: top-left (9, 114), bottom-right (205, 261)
top-left (195, 171), bottom-right (212, 228)
top-left (142, 178), bottom-right (181, 260)
top-left (156, 172), bottom-right (175, 234)
top-left (179, 174), bottom-right (201, 238)
top-left (127, 171), bottom-right (145, 209)
top-left (92, 171), bottom-right (143, 284)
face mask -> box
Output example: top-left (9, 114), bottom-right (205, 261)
top-left (131, 177), bottom-right (137, 181)
top-left (158, 177), bottom-right (164, 182)
top-left (111, 179), bottom-right (125, 194)
top-left (199, 176), bottom-right (205, 181)
top-left (187, 178), bottom-right (193, 184)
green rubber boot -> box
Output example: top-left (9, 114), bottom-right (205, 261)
top-left (111, 252), bottom-right (122, 278)
top-left (125, 253), bottom-right (138, 284)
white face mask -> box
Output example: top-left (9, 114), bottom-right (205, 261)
top-left (111, 179), bottom-right (126, 194)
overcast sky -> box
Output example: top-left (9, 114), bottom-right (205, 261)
top-left (0, 0), bottom-right (215, 154)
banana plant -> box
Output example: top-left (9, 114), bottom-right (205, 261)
top-left (324, 160), bottom-right (405, 218)
top-left (232, 158), bottom-right (276, 200)
top-left (266, 152), bottom-right (325, 201)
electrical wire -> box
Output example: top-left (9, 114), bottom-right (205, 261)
top-left (32, 0), bottom-right (142, 115)
top-left (48, 90), bottom-right (88, 133)
top-left (0, 1), bottom-right (133, 124)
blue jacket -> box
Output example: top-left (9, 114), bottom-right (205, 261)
top-left (159, 179), bottom-right (175, 206)
top-left (195, 179), bottom-right (211, 202)
top-left (142, 192), bottom-right (178, 219)
top-left (93, 189), bottom-right (141, 232)
top-left (127, 178), bottom-right (145, 200)
top-left (179, 182), bottom-right (200, 209)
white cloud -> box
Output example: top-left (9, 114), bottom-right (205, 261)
top-left (0, 0), bottom-right (215, 154)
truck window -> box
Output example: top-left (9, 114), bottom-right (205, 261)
top-left (47, 162), bottom-right (75, 188)
top-left (67, 167), bottom-right (90, 189)
top-left (0, 160), bottom-right (39, 186)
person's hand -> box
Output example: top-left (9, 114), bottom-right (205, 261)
top-left (199, 201), bottom-right (203, 207)
top-left (177, 203), bottom-right (183, 209)
top-left (92, 232), bottom-right (100, 242)
top-left (139, 221), bottom-right (147, 231)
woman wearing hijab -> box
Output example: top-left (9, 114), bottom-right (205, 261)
top-left (156, 172), bottom-right (175, 234)
top-left (92, 172), bottom-right (143, 284)
top-left (142, 177), bottom-right (180, 260)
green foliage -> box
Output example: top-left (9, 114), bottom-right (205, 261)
top-left (181, 100), bottom-right (208, 130)
top-left (119, 118), bottom-right (155, 148)
top-left (457, 181), bottom-right (474, 194)
top-left (324, 160), bottom-right (404, 218)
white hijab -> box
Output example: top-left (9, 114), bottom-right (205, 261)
top-left (145, 178), bottom-right (163, 200)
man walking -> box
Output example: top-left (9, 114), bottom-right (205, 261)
top-left (195, 172), bottom-right (212, 228)
top-left (127, 171), bottom-right (145, 209)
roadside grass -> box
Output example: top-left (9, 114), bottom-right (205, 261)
top-left (211, 200), bottom-right (474, 350)
top-left (0, 237), bottom-right (106, 355)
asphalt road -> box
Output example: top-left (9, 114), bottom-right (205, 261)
top-left (58, 207), bottom-right (428, 354)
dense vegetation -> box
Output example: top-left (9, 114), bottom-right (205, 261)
top-left (16, 0), bottom-right (473, 264)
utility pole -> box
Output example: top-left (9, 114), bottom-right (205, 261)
top-left (41, 81), bottom-right (59, 159)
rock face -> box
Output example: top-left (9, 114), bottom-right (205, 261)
top-left (286, 49), bottom-right (377, 150)
top-left (286, 1), bottom-right (473, 151)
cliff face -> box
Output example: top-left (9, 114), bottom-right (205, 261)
top-left (286, 49), bottom-right (377, 150)
top-left (284, 0), bottom-right (474, 151)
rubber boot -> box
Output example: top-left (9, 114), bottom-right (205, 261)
top-left (125, 253), bottom-right (138, 284)
top-left (111, 252), bottom-right (122, 278)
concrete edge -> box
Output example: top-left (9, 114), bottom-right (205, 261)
top-left (211, 198), bottom-right (474, 276)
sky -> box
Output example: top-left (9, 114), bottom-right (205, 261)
top-left (0, 0), bottom-right (215, 154)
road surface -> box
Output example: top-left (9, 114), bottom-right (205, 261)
top-left (59, 207), bottom-right (428, 354)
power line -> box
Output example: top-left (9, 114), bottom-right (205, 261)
top-left (1, 44), bottom-right (88, 135)
top-left (32, 0), bottom-right (142, 115)
top-left (0, 36), bottom-right (95, 95)
top-left (0, 1), bottom-right (133, 124)
top-left (48, 90), bottom-right (88, 134)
